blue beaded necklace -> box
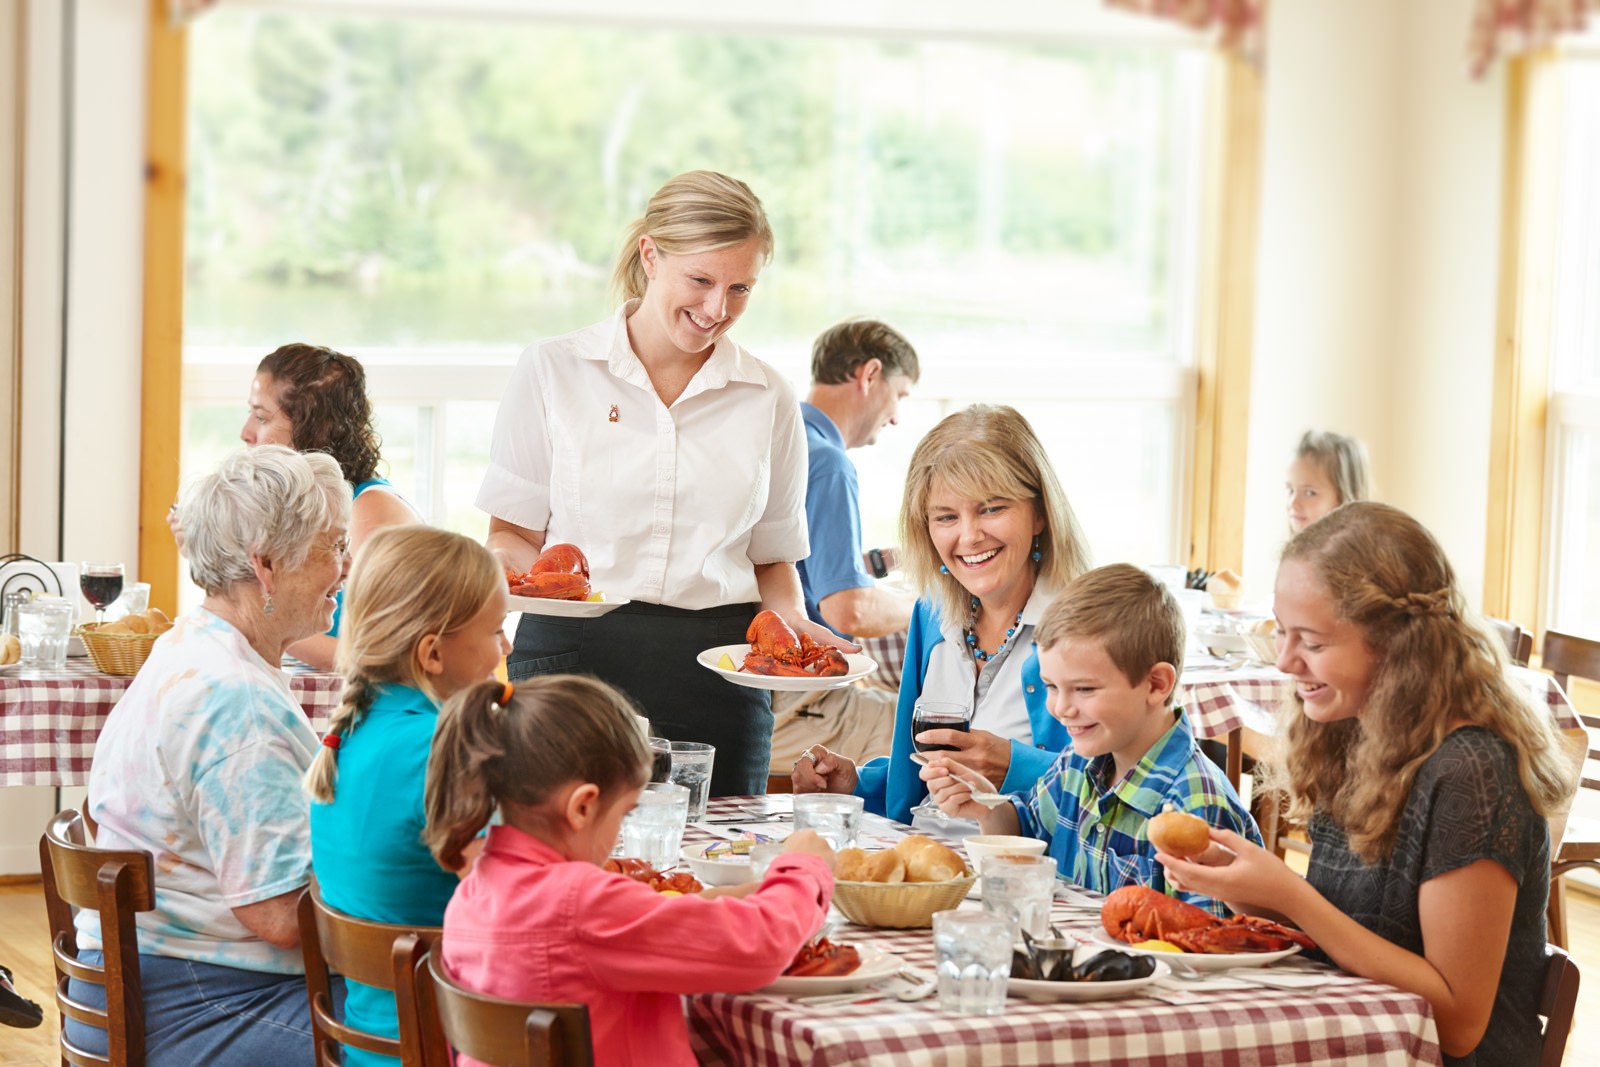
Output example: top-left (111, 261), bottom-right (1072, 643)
top-left (963, 595), bottom-right (1024, 662)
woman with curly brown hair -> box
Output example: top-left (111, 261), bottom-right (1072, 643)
top-left (1159, 502), bottom-right (1576, 1066)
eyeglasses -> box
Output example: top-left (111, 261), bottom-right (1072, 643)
top-left (319, 536), bottom-right (352, 560)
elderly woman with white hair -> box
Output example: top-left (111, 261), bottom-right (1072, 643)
top-left (67, 445), bottom-right (352, 1066)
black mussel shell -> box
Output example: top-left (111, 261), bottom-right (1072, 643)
top-left (1011, 946), bottom-right (1041, 980)
top-left (1071, 949), bottom-right (1157, 983)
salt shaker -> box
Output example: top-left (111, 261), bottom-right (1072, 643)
top-left (2, 590), bottom-right (30, 637)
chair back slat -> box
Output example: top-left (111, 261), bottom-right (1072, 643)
top-left (1542, 630), bottom-right (1600, 697)
top-left (1485, 617), bottom-right (1530, 666)
top-left (417, 945), bottom-right (594, 1067)
top-left (39, 808), bottom-right (156, 1067)
top-left (296, 884), bottom-right (443, 1066)
top-left (1539, 943), bottom-right (1581, 1067)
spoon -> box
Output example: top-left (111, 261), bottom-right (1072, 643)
top-left (950, 767), bottom-right (1010, 808)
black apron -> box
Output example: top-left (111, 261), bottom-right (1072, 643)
top-left (507, 601), bottom-right (771, 796)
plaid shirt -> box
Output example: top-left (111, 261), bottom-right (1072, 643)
top-left (1013, 708), bottom-right (1261, 916)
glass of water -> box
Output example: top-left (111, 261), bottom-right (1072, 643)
top-left (18, 599), bottom-right (75, 671)
top-left (667, 742), bottom-right (715, 822)
top-left (980, 854), bottom-right (1057, 939)
top-left (792, 793), bottom-right (863, 850)
top-left (932, 909), bottom-right (1010, 1016)
top-left (618, 782), bottom-right (690, 868)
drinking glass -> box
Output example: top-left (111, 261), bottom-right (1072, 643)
top-left (79, 562), bottom-right (125, 625)
top-left (18, 599), bottom-right (75, 670)
top-left (932, 910), bottom-right (1010, 1016)
top-left (647, 737), bottom-right (673, 784)
top-left (667, 741), bottom-right (715, 822)
top-left (910, 698), bottom-right (972, 820)
top-left (980, 854), bottom-right (1057, 939)
top-left (748, 841), bottom-right (785, 879)
top-left (618, 782), bottom-right (690, 869)
top-left (792, 793), bottom-right (863, 851)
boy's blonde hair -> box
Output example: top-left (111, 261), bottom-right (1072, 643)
top-left (1035, 563), bottom-right (1186, 688)
top-left (609, 170), bottom-right (774, 305)
top-left (898, 404), bottom-right (1092, 623)
top-left (423, 676), bottom-right (651, 871)
top-left (303, 525), bottom-right (503, 803)
top-left (1295, 430), bottom-right (1370, 508)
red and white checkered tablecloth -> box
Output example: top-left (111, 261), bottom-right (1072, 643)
top-left (684, 798), bottom-right (1442, 1067)
top-left (0, 657), bottom-right (344, 787)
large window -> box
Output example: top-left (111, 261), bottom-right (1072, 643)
top-left (1544, 54), bottom-right (1600, 639)
top-left (181, 2), bottom-right (1207, 579)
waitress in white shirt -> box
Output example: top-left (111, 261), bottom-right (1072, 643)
top-left (476, 170), bottom-right (852, 796)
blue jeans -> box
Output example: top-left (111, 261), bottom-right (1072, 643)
top-left (65, 950), bottom-right (343, 1066)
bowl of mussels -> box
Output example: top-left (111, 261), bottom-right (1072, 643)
top-left (1008, 934), bottom-right (1168, 1001)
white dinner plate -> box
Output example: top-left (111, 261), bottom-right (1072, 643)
top-left (759, 946), bottom-right (902, 995)
top-left (697, 644), bottom-right (876, 692)
top-left (507, 594), bottom-right (630, 618)
top-left (1091, 930), bottom-right (1302, 969)
top-left (1008, 958), bottom-right (1170, 1002)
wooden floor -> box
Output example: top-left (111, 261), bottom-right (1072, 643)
top-left (1, 880), bottom-right (1597, 1066)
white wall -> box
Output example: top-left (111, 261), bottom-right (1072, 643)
top-left (1242, 0), bottom-right (1505, 608)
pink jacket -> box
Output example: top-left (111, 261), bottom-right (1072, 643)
top-left (442, 825), bottom-right (833, 1067)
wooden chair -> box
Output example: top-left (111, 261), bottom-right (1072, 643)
top-left (39, 808), bottom-right (156, 1067)
top-left (296, 883), bottom-right (442, 1067)
top-left (1484, 616), bottom-right (1533, 667)
top-left (409, 944), bottom-right (593, 1067)
top-left (1540, 943), bottom-right (1581, 1066)
top-left (1544, 630), bottom-right (1600, 949)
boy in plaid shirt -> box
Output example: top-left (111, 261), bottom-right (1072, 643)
top-left (924, 563), bottom-right (1261, 914)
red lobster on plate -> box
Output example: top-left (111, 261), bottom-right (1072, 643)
top-left (1101, 884), bottom-right (1317, 954)
top-left (784, 937), bottom-right (861, 977)
top-left (506, 543), bottom-right (590, 601)
top-left (602, 858), bottom-right (703, 894)
top-left (742, 610), bottom-right (849, 678)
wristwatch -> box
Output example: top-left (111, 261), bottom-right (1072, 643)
top-left (867, 548), bottom-right (889, 580)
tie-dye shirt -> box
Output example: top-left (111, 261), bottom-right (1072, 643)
top-left (77, 607), bottom-right (317, 975)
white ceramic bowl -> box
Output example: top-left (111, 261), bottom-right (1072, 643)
top-left (680, 843), bottom-right (755, 887)
top-left (963, 835), bottom-right (1048, 873)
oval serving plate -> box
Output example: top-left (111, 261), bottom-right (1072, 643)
top-left (1090, 930), bottom-right (1301, 969)
top-left (697, 644), bottom-right (876, 692)
top-left (1008, 958), bottom-right (1171, 1002)
top-left (507, 594), bottom-right (630, 618)
top-left (759, 946), bottom-right (902, 995)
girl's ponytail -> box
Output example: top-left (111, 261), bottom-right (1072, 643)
top-left (303, 674), bottom-right (378, 803)
top-left (424, 679), bottom-right (512, 871)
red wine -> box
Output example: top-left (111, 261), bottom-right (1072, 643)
top-left (80, 573), bottom-right (124, 611)
top-left (912, 712), bottom-right (970, 753)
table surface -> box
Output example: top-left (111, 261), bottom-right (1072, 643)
top-left (684, 797), bottom-right (1442, 1067)
top-left (0, 655), bottom-right (343, 787)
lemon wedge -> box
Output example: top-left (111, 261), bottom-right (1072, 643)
top-left (586, 590), bottom-right (606, 602)
top-left (1135, 939), bottom-right (1183, 952)
top-left (717, 653), bottom-right (736, 671)
top-left (658, 890), bottom-right (683, 897)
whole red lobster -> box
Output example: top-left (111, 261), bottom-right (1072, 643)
top-left (602, 858), bottom-right (703, 894)
top-left (742, 610), bottom-right (849, 678)
top-left (506, 543), bottom-right (590, 601)
top-left (1101, 884), bottom-right (1317, 954)
top-left (784, 937), bottom-right (861, 977)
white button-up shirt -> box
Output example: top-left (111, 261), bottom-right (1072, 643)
top-left (476, 302), bottom-right (809, 610)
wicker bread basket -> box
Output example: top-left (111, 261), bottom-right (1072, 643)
top-left (830, 873), bottom-right (976, 928)
top-left (76, 622), bottom-right (160, 676)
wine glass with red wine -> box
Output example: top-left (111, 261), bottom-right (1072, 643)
top-left (79, 562), bottom-right (124, 625)
top-left (909, 699), bottom-right (973, 820)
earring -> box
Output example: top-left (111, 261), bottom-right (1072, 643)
top-left (939, 564), bottom-right (949, 575)
top-left (262, 593), bottom-right (274, 617)
top-left (1030, 535), bottom-right (1042, 563)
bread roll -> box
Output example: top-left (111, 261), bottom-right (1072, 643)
top-left (1250, 617), bottom-right (1277, 635)
top-left (139, 608), bottom-right (173, 634)
top-left (904, 841), bottom-right (966, 882)
top-left (834, 848), bottom-right (871, 882)
top-left (863, 848), bottom-right (906, 883)
top-left (1207, 568), bottom-right (1243, 610)
top-left (0, 633), bottom-right (18, 665)
top-left (117, 613), bottom-right (152, 635)
top-left (894, 834), bottom-right (937, 859)
top-left (1148, 808), bottom-right (1211, 859)
top-left (96, 619), bottom-right (136, 635)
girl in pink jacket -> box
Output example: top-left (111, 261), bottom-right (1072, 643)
top-left (424, 676), bottom-right (836, 1067)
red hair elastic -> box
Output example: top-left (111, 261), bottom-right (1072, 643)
top-left (500, 680), bottom-right (514, 706)
top-left (320, 733), bottom-right (341, 751)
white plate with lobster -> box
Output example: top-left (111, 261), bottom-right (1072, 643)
top-left (697, 644), bottom-right (877, 691)
top-left (1090, 930), bottom-right (1302, 970)
top-left (507, 594), bottom-right (630, 618)
top-left (759, 946), bottom-right (902, 995)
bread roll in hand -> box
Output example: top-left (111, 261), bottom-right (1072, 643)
top-left (1147, 807), bottom-right (1211, 859)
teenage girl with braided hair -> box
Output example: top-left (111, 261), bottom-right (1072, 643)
top-left (1160, 502), bottom-right (1577, 1066)
top-left (305, 525), bottom-right (510, 1067)
top-left (423, 675), bottom-right (836, 1067)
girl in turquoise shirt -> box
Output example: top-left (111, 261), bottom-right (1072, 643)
top-left (305, 526), bottom-right (510, 1067)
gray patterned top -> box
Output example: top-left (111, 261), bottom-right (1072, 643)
top-left (1306, 725), bottom-right (1548, 1067)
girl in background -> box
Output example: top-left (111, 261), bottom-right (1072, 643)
top-left (306, 525), bottom-right (509, 1066)
top-left (1161, 503), bottom-right (1575, 1065)
top-left (1286, 429), bottom-right (1370, 534)
top-left (424, 676), bottom-right (835, 1067)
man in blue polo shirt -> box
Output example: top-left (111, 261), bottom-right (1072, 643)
top-left (772, 319), bottom-right (920, 776)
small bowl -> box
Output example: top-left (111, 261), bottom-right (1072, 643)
top-left (964, 835), bottom-right (1048, 874)
top-left (680, 843), bottom-right (754, 887)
